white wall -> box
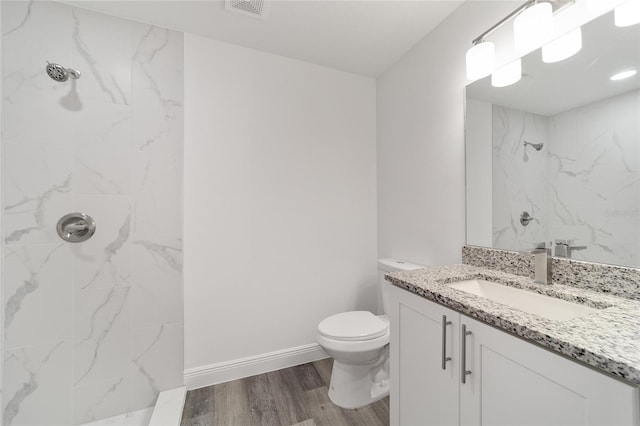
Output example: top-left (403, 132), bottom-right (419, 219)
top-left (376, 1), bottom-right (516, 266)
top-left (184, 34), bottom-right (377, 381)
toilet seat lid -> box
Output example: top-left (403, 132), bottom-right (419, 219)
top-left (318, 311), bottom-right (388, 341)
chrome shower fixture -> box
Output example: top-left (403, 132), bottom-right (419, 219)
top-left (45, 61), bottom-right (81, 82)
top-left (524, 141), bottom-right (544, 151)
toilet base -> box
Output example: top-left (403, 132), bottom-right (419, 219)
top-left (327, 355), bottom-right (389, 409)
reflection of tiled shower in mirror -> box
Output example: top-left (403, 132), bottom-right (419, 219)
top-left (490, 90), bottom-right (640, 267)
top-left (491, 104), bottom-right (549, 252)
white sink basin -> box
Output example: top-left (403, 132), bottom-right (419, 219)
top-left (448, 279), bottom-right (598, 321)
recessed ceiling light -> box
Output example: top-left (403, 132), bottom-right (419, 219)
top-left (610, 69), bottom-right (638, 81)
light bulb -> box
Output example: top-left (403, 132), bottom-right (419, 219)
top-left (514, 2), bottom-right (554, 54)
top-left (542, 28), bottom-right (582, 63)
top-left (615, 0), bottom-right (640, 27)
top-left (466, 41), bottom-right (496, 80)
top-left (491, 59), bottom-right (522, 87)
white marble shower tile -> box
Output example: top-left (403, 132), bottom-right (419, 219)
top-left (492, 105), bottom-right (549, 250)
top-left (550, 171), bottom-right (638, 267)
top-left (131, 24), bottom-right (183, 240)
top-left (611, 91), bottom-right (640, 163)
top-left (3, 341), bottom-right (72, 426)
top-left (2, 0), bottom-right (75, 145)
top-left (72, 195), bottom-right (131, 290)
top-left (74, 376), bottom-right (132, 425)
top-left (4, 243), bottom-right (72, 349)
top-left (2, 3), bottom-right (185, 424)
top-left (71, 8), bottom-right (132, 105)
top-left (547, 114), bottom-right (577, 161)
top-left (3, 141), bottom-right (73, 245)
top-left (131, 24), bottom-right (183, 113)
top-left (547, 89), bottom-right (640, 267)
top-left (129, 323), bottom-right (183, 410)
top-left (74, 102), bottom-right (132, 195)
top-left (132, 239), bottom-right (183, 329)
top-left (73, 286), bottom-right (131, 387)
top-left (131, 144), bottom-right (182, 240)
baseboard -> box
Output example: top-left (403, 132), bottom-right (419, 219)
top-left (184, 343), bottom-right (328, 390)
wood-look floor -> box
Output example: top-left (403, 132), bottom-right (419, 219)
top-left (180, 358), bottom-right (389, 426)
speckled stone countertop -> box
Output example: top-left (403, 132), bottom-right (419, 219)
top-left (386, 264), bottom-right (640, 386)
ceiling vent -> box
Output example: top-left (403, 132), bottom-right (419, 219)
top-left (225, 0), bottom-right (270, 19)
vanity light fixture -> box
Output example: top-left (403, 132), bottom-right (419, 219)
top-left (586, 0), bottom-right (610, 12)
top-left (614, 0), bottom-right (640, 27)
top-left (466, 41), bottom-right (496, 80)
top-left (492, 59), bottom-right (522, 87)
top-left (514, 2), bottom-right (554, 53)
top-left (610, 69), bottom-right (638, 80)
top-left (465, 0), bottom-right (575, 81)
top-left (542, 27), bottom-right (582, 63)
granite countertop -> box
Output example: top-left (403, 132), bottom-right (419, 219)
top-left (386, 264), bottom-right (640, 386)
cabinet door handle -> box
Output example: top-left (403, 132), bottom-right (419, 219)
top-left (441, 315), bottom-right (452, 369)
top-left (461, 324), bottom-right (472, 384)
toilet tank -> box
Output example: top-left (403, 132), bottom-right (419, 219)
top-left (378, 258), bottom-right (425, 315)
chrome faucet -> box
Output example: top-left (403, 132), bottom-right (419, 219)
top-left (520, 242), bottom-right (552, 285)
top-left (554, 239), bottom-right (587, 259)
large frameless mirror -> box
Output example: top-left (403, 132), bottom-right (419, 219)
top-left (465, 8), bottom-right (640, 268)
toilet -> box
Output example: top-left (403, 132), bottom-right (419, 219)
top-left (316, 258), bottom-right (424, 409)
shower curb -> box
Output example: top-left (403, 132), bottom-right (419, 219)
top-left (149, 386), bottom-right (187, 426)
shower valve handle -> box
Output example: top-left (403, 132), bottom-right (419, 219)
top-left (63, 221), bottom-right (88, 233)
top-left (56, 213), bottom-right (96, 243)
top-left (520, 211), bottom-right (535, 226)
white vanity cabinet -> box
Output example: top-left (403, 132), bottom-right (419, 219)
top-left (388, 284), bottom-right (461, 426)
top-left (388, 284), bottom-right (640, 426)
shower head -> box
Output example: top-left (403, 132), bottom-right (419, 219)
top-left (523, 141), bottom-right (544, 151)
top-left (46, 62), bottom-right (81, 82)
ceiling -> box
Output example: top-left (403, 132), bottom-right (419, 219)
top-left (61, 0), bottom-right (464, 77)
top-left (467, 9), bottom-right (640, 116)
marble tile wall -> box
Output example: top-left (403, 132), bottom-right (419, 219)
top-left (1, 2), bottom-right (184, 425)
top-left (547, 89), bottom-right (640, 267)
top-left (491, 90), bottom-right (640, 268)
top-left (492, 104), bottom-right (549, 251)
